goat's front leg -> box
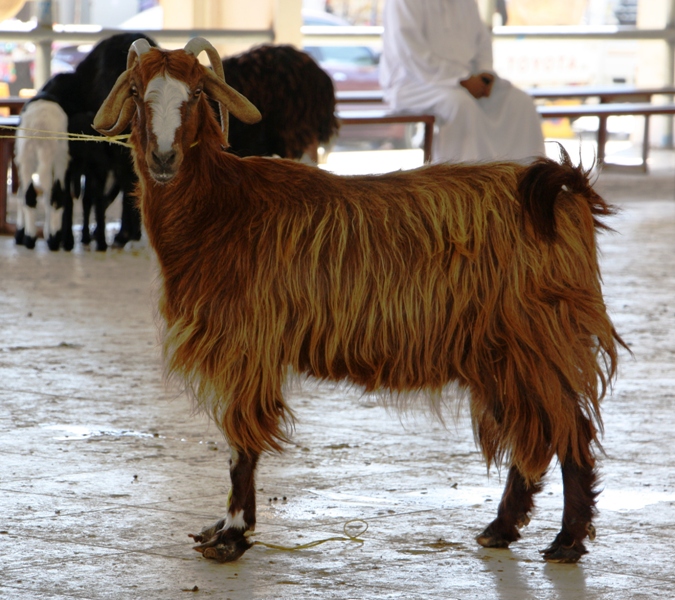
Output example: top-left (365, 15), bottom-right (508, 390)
top-left (60, 186), bottom-right (74, 251)
top-left (93, 186), bottom-right (109, 252)
top-left (190, 448), bottom-right (259, 562)
top-left (112, 192), bottom-right (142, 248)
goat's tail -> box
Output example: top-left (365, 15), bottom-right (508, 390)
top-left (518, 145), bottom-right (615, 241)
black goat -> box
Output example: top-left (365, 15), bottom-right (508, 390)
top-left (222, 44), bottom-right (339, 162)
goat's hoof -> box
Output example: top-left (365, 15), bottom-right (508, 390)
top-left (190, 524), bottom-right (251, 563)
top-left (112, 232), bottom-right (130, 248)
top-left (188, 519), bottom-right (225, 544)
top-left (476, 522), bottom-right (519, 549)
top-left (96, 240), bottom-right (108, 252)
top-left (47, 234), bottom-right (62, 252)
top-left (23, 235), bottom-right (36, 250)
top-left (63, 234), bottom-right (75, 252)
top-left (14, 228), bottom-right (25, 245)
top-left (541, 539), bottom-right (587, 563)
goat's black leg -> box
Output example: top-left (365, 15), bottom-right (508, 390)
top-left (81, 183), bottom-right (92, 246)
top-left (477, 465), bottom-right (543, 549)
top-left (47, 181), bottom-right (68, 251)
top-left (61, 214), bottom-right (74, 251)
top-left (60, 184), bottom-right (74, 251)
top-left (113, 192), bottom-right (142, 248)
top-left (20, 183), bottom-right (38, 249)
top-left (93, 191), bottom-right (108, 252)
top-left (190, 448), bottom-right (259, 562)
top-left (541, 415), bottom-right (598, 563)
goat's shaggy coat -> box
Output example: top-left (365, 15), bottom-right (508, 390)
top-left (94, 40), bottom-right (623, 564)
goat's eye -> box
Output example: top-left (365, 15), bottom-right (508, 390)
top-left (130, 85), bottom-right (138, 97)
top-left (193, 88), bottom-right (202, 98)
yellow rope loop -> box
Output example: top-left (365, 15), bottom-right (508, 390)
top-left (0, 125), bottom-right (133, 148)
top-left (250, 519), bottom-right (369, 553)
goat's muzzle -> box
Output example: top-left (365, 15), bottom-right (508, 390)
top-left (148, 149), bottom-right (180, 183)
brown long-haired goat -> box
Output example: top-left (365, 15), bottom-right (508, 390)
top-left (94, 37), bottom-right (624, 564)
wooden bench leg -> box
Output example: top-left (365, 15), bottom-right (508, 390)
top-left (0, 135), bottom-right (13, 235)
top-left (423, 120), bottom-right (434, 164)
top-left (597, 115), bottom-right (608, 168)
top-left (641, 115), bottom-right (650, 173)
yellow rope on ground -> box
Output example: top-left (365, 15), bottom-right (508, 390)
top-left (250, 519), bottom-right (369, 552)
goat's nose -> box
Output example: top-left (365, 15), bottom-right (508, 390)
top-left (152, 149), bottom-right (177, 169)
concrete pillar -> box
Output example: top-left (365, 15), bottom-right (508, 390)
top-left (636, 0), bottom-right (675, 145)
top-left (161, 0), bottom-right (303, 54)
top-left (33, 0), bottom-right (52, 89)
top-left (274, 0), bottom-right (302, 46)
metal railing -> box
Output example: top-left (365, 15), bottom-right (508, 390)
top-left (1, 22), bottom-right (674, 90)
top-left (0, 24), bottom-right (274, 88)
top-left (300, 24), bottom-right (675, 90)
top-left (0, 27), bottom-right (274, 44)
top-left (300, 23), bottom-right (675, 43)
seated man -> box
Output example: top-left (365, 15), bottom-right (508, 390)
top-left (380, 0), bottom-right (545, 163)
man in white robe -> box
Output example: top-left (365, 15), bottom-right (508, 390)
top-left (380, 0), bottom-right (545, 163)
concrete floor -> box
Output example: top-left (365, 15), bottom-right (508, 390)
top-left (1, 149), bottom-right (674, 599)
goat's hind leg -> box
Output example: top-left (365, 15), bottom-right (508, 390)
top-left (541, 415), bottom-right (599, 563)
top-left (18, 183), bottom-right (39, 249)
top-left (190, 448), bottom-right (259, 562)
top-left (477, 465), bottom-right (543, 549)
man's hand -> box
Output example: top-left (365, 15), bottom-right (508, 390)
top-left (460, 72), bottom-right (495, 99)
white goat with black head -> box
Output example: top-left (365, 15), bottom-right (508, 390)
top-left (94, 38), bottom-right (623, 565)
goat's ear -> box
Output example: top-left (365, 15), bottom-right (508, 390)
top-left (203, 69), bottom-right (261, 125)
top-left (93, 71), bottom-right (136, 136)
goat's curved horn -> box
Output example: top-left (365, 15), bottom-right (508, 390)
top-left (185, 37), bottom-right (261, 134)
top-left (184, 37), bottom-right (230, 136)
top-left (202, 68), bottom-right (261, 125)
top-left (184, 37), bottom-right (225, 81)
top-left (127, 38), bottom-right (152, 70)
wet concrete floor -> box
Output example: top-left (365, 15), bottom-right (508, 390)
top-left (0, 152), bottom-right (674, 599)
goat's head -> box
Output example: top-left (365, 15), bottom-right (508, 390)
top-left (93, 37), bottom-right (261, 184)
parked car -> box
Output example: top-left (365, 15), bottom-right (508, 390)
top-left (303, 44), bottom-right (380, 92)
top-left (302, 9), bottom-right (381, 94)
top-left (51, 44), bottom-right (93, 73)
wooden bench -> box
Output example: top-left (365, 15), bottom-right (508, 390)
top-left (530, 86), bottom-right (675, 172)
top-left (336, 89), bottom-right (386, 104)
top-left (337, 108), bottom-right (435, 163)
top-left (0, 114), bottom-right (20, 235)
top-left (336, 86), bottom-right (675, 172)
top-left (528, 85), bottom-right (675, 103)
top-left (0, 96), bottom-right (28, 116)
top-left (336, 85), bottom-right (675, 106)
top-left (537, 102), bottom-right (675, 171)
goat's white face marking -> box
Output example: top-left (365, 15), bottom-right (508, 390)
top-left (144, 75), bottom-right (189, 153)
